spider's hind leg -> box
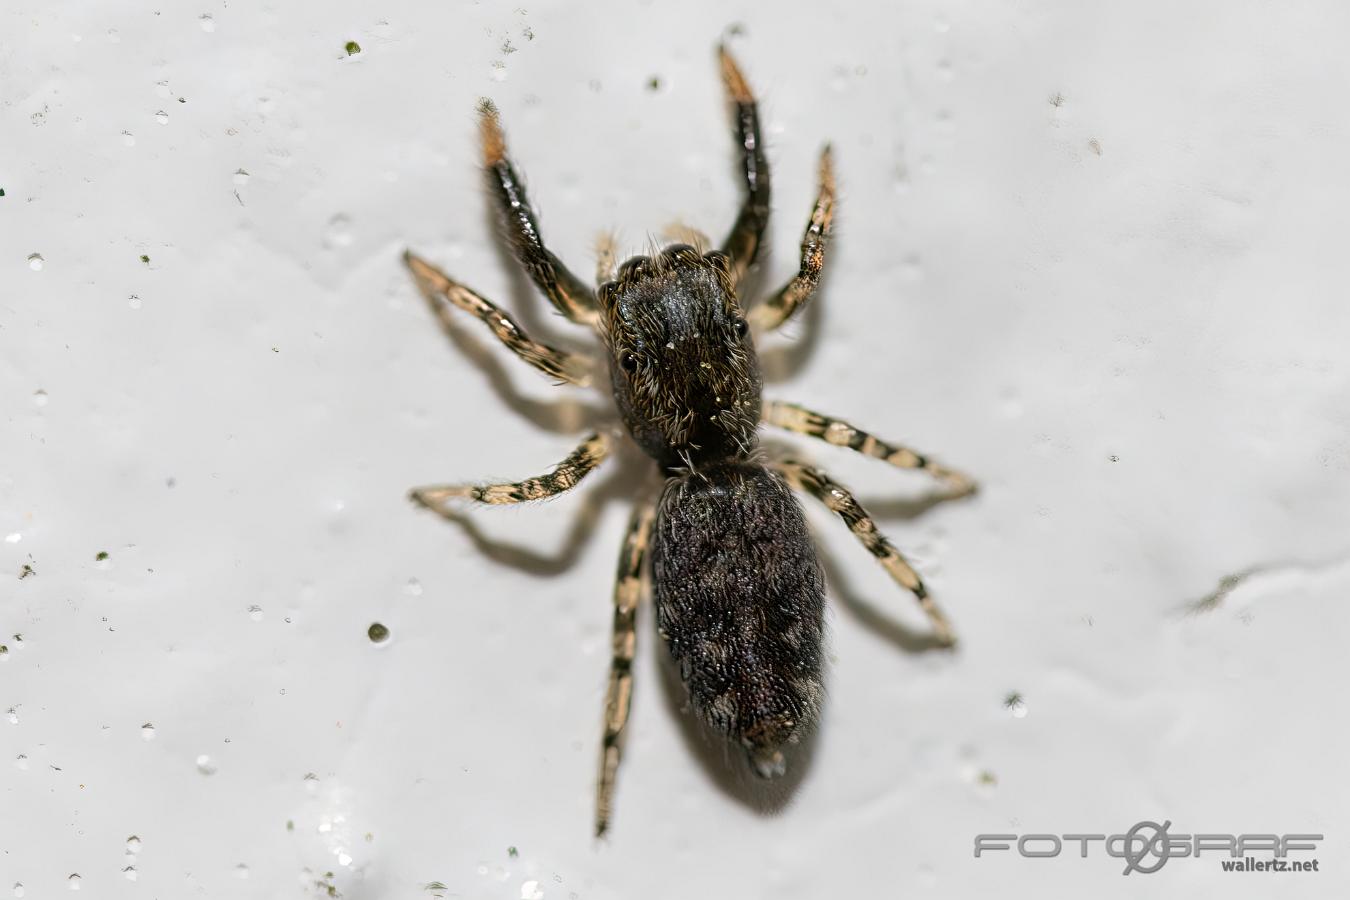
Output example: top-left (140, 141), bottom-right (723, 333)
top-left (777, 459), bottom-right (957, 647)
top-left (595, 500), bottom-right (656, 838)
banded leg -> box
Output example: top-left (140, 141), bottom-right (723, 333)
top-left (410, 432), bottom-right (610, 513)
top-left (404, 251), bottom-right (593, 386)
top-left (478, 100), bottom-right (600, 328)
top-left (595, 501), bottom-right (656, 838)
top-left (749, 147), bottom-right (836, 332)
top-left (778, 460), bottom-right (956, 646)
top-left (717, 45), bottom-right (770, 288)
top-left (764, 400), bottom-right (975, 495)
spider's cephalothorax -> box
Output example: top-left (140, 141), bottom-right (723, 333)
top-left (403, 44), bottom-right (977, 837)
top-left (601, 246), bottom-right (761, 470)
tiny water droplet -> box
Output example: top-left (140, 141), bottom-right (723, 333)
top-left (521, 879), bottom-right (543, 900)
top-left (196, 754), bottom-right (217, 775)
top-left (27, 253), bottom-right (43, 271)
top-left (141, 722), bottom-right (155, 740)
top-left (199, 14), bottom-right (215, 32)
top-left (13, 883), bottom-right (23, 898)
top-left (233, 168), bottom-right (250, 185)
top-left (122, 131), bottom-right (136, 146)
top-left (14, 754), bottom-right (27, 770)
top-left (4, 533), bottom-right (20, 543)
top-left (248, 605), bottom-right (264, 622)
top-left (235, 863), bottom-right (249, 879)
top-left (337, 852), bottom-right (353, 867)
top-left (6, 708), bottom-right (18, 724)
top-left (67, 874), bottom-right (80, 891)
top-left (122, 866), bottom-right (137, 881)
top-left (491, 60), bottom-right (508, 82)
top-left (322, 213), bottom-right (353, 248)
top-left (33, 390), bottom-right (48, 407)
top-left (155, 110), bottom-right (169, 125)
top-left (404, 578), bottom-right (423, 597)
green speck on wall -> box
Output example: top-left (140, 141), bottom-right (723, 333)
top-left (345, 40), bottom-right (361, 56)
top-left (140, 254), bottom-right (150, 264)
top-left (95, 551), bottom-right (109, 561)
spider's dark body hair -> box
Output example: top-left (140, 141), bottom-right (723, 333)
top-left (602, 245), bottom-right (761, 470)
top-left (600, 244), bottom-right (823, 775)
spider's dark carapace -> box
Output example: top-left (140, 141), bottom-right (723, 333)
top-left (403, 45), bottom-right (975, 836)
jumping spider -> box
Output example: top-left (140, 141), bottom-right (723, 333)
top-left (404, 45), bottom-right (976, 836)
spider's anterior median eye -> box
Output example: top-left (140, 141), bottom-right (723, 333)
top-left (733, 317), bottom-right (750, 338)
top-left (620, 352), bottom-right (641, 373)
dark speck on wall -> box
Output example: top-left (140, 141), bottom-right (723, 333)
top-left (345, 40), bottom-right (361, 56)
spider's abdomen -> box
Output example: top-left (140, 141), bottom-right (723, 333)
top-left (650, 462), bottom-right (825, 777)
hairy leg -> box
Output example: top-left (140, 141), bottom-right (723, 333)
top-left (749, 147), bottom-right (836, 332)
top-left (777, 459), bottom-right (956, 646)
top-left (717, 45), bottom-right (771, 289)
top-left (595, 500), bottom-right (656, 837)
top-left (479, 99), bottom-right (600, 328)
top-left (763, 400), bottom-right (975, 495)
top-left (410, 432), bottom-right (611, 512)
top-left (404, 251), bottom-right (594, 386)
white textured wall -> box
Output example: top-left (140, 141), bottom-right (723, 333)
top-left (3, 1), bottom-right (1348, 897)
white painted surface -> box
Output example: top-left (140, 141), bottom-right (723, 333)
top-left (3, 2), bottom-right (1348, 897)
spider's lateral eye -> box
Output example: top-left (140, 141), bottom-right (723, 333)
top-left (733, 317), bottom-right (750, 338)
top-left (620, 351), bottom-right (641, 373)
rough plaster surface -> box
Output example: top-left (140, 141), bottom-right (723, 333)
top-left (3, 2), bottom-right (1348, 898)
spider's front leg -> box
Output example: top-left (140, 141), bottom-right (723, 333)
top-left (595, 500), bottom-right (655, 838)
top-left (478, 100), bottom-right (600, 329)
top-left (763, 400), bottom-right (976, 496)
top-left (410, 432), bottom-right (611, 512)
top-left (717, 45), bottom-right (771, 288)
top-left (777, 459), bottom-right (956, 647)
